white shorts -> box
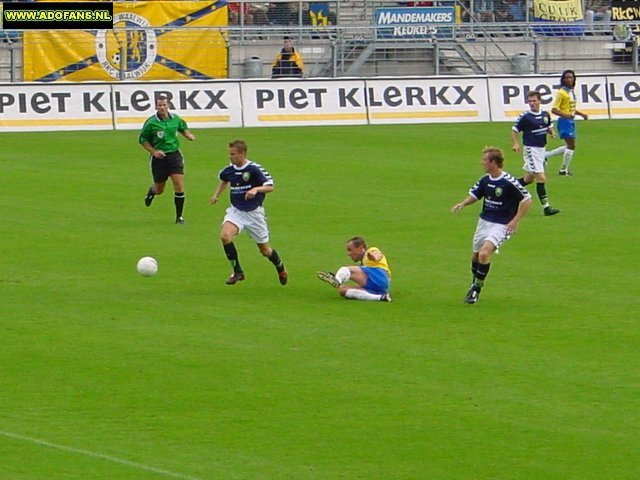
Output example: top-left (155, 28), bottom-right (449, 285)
top-left (472, 218), bottom-right (511, 252)
top-left (223, 205), bottom-right (270, 244)
top-left (522, 146), bottom-right (546, 174)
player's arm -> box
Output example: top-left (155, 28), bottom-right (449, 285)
top-left (139, 125), bottom-right (165, 158)
top-left (141, 140), bottom-right (165, 159)
top-left (451, 195), bottom-right (478, 213)
top-left (245, 183), bottom-right (274, 200)
top-left (210, 180), bottom-right (229, 204)
top-left (178, 118), bottom-right (195, 141)
top-left (366, 248), bottom-right (383, 262)
top-left (180, 129), bottom-right (196, 141)
top-left (510, 128), bottom-right (521, 152)
top-left (506, 197), bottom-right (532, 234)
top-left (551, 107), bottom-right (571, 119)
top-left (550, 92), bottom-right (568, 118)
top-left (575, 109), bottom-right (589, 120)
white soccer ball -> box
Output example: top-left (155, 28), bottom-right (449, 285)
top-left (136, 256), bottom-right (158, 277)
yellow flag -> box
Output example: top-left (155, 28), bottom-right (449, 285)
top-left (533, 0), bottom-right (584, 21)
top-left (24, 1), bottom-right (228, 81)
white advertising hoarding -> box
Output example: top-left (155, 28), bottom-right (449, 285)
top-left (1, 74), bottom-right (639, 133)
top-left (112, 81), bottom-right (243, 130)
top-left (488, 75), bottom-right (610, 122)
top-left (240, 80), bottom-right (368, 127)
top-left (606, 74), bottom-right (640, 119)
top-left (0, 83), bottom-right (113, 132)
top-left (365, 77), bottom-right (491, 124)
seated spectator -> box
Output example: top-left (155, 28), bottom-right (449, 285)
top-left (508, 0), bottom-right (526, 22)
top-left (228, 2), bottom-right (252, 25)
top-left (474, 0), bottom-right (496, 22)
top-left (456, 0), bottom-right (473, 23)
top-left (585, 0), bottom-right (611, 34)
top-left (271, 37), bottom-right (304, 79)
top-left (267, 2), bottom-right (297, 25)
top-left (228, 2), bottom-right (269, 25)
top-left (494, 0), bottom-right (526, 35)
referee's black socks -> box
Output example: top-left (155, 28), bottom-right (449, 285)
top-left (174, 192), bottom-right (185, 218)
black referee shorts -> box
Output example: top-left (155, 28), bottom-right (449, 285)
top-left (151, 150), bottom-right (184, 183)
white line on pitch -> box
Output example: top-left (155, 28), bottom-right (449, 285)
top-left (0, 430), bottom-right (205, 480)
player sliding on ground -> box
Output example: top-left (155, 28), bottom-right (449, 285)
top-left (317, 236), bottom-right (392, 302)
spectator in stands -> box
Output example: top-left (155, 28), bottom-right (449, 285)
top-left (267, 2), bottom-right (297, 25)
top-left (474, 0), bottom-right (496, 22)
top-left (584, 0), bottom-right (611, 34)
top-left (271, 37), bottom-right (304, 78)
top-left (228, 2), bottom-right (269, 25)
top-left (494, 0), bottom-right (510, 22)
top-left (509, 0), bottom-right (527, 22)
top-left (495, 0), bottom-right (526, 35)
top-left (228, 2), bottom-right (252, 25)
top-left (398, 2), bottom-right (434, 6)
top-left (457, 0), bottom-right (473, 22)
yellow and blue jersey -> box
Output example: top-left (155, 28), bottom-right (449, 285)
top-left (553, 86), bottom-right (576, 116)
top-left (362, 247), bottom-right (391, 277)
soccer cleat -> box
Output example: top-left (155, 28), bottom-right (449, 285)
top-left (544, 206), bottom-right (560, 216)
top-left (278, 269), bottom-right (288, 286)
top-left (144, 188), bottom-right (155, 207)
top-left (464, 285), bottom-right (481, 304)
top-left (558, 170), bottom-right (573, 176)
top-left (225, 272), bottom-right (245, 285)
top-left (380, 293), bottom-right (392, 302)
top-left (316, 271), bottom-right (339, 288)
top-left (175, 216), bottom-right (185, 224)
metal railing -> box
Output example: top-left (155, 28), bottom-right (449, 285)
top-left (1, 21), bottom-right (639, 82)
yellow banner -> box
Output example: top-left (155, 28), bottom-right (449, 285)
top-left (533, 0), bottom-right (584, 21)
top-left (24, 1), bottom-right (228, 81)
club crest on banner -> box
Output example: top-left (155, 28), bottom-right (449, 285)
top-left (96, 12), bottom-right (157, 80)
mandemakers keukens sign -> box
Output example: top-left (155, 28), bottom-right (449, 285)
top-left (375, 6), bottom-right (454, 40)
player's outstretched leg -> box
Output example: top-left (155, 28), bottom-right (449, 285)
top-left (343, 288), bottom-right (391, 302)
top-left (317, 271), bottom-right (339, 288)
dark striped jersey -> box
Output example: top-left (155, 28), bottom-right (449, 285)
top-left (469, 172), bottom-right (531, 224)
top-left (219, 160), bottom-right (274, 211)
top-left (512, 109), bottom-right (552, 147)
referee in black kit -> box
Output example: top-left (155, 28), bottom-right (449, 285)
top-left (139, 96), bottom-right (195, 224)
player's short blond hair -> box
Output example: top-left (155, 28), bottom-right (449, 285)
top-left (483, 146), bottom-right (505, 168)
top-left (229, 139), bottom-right (248, 153)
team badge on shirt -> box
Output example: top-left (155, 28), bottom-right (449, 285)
top-left (156, 131), bottom-right (164, 138)
top-left (242, 172), bottom-right (251, 181)
top-left (495, 187), bottom-right (503, 197)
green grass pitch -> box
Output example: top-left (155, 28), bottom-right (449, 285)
top-left (1, 120), bottom-right (638, 479)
